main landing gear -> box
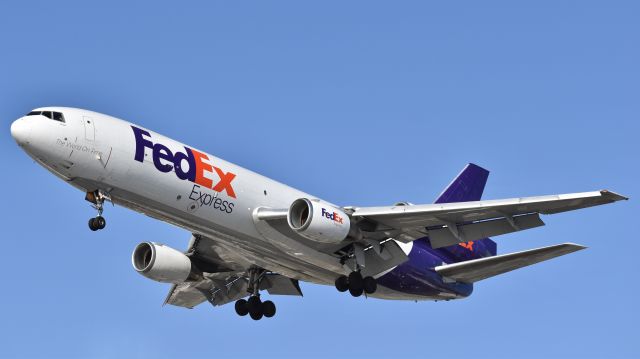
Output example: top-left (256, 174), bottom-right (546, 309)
top-left (86, 190), bottom-right (108, 231)
top-left (234, 296), bottom-right (276, 321)
top-left (334, 243), bottom-right (378, 297)
top-left (335, 271), bottom-right (377, 297)
top-left (234, 268), bottom-right (277, 321)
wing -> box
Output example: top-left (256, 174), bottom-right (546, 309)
top-left (351, 190), bottom-right (627, 248)
top-left (434, 243), bottom-right (586, 283)
top-left (164, 234), bottom-right (302, 309)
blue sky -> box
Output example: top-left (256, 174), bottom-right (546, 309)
top-left (1, 1), bottom-right (638, 358)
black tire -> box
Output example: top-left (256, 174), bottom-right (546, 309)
top-left (363, 276), bottom-right (377, 294)
top-left (95, 216), bottom-right (106, 229)
top-left (262, 300), bottom-right (276, 318)
top-left (348, 271), bottom-right (363, 288)
top-left (88, 218), bottom-right (98, 231)
top-left (349, 285), bottom-right (364, 297)
top-left (247, 295), bottom-right (262, 313)
top-left (334, 275), bottom-right (349, 292)
top-left (235, 299), bottom-right (248, 316)
top-left (249, 310), bottom-right (263, 321)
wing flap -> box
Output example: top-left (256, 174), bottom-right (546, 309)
top-left (164, 282), bottom-right (213, 309)
top-left (164, 275), bottom-right (249, 308)
top-left (164, 273), bottom-right (304, 309)
top-left (260, 274), bottom-right (303, 296)
top-left (434, 243), bottom-right (586, 283)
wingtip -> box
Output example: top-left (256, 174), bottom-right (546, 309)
top-left (563, 242), bottom-right (588, 250)
top-left (600, 190), bottom-right (629, 201)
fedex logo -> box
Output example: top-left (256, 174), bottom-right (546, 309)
top-left (321, 208), bottom-right (344, 224)
top-left (131, 126), bottom-right (237, 198)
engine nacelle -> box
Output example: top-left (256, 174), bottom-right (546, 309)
top-left (287, 198), bottom-right (350, 244)
top-left (131, 242), bottom-right (197, 284)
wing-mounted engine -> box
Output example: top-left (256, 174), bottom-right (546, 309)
top-left (287, 198), bottom-right (350, 244)
top-left (132, 242), bottom-right (202, 283)
top-left (252, 198), bottom-right (410, 280)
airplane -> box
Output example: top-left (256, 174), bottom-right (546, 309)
top-left (10, 107), bottom-right (627, 320)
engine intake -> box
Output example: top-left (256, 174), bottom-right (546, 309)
top-left (287, 198), bottom-right (350, 244)
top-left (132, 242), bottom-right (198, 284)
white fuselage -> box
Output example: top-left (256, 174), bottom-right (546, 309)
top-left (10, 107), bottom-right (377, 286)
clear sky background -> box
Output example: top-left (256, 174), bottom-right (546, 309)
top-left (0, 1), bottom-right (638, 358)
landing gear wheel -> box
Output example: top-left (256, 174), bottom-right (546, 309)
top-left (88, 218), bottom-right (98, 231)
top-left (363, 276), bottom-right (377, 294)
top-left (247, 296), bottom-right (263, 320)
top-left (349, 285), bottom-right (364, 297)
top-left (335, 275), bottom-right (349, 292)
top-left (249, 309), bottom-right (264, 321)
top-left (348, 271), bottom-right (364, 297)
top-left (348, 271), bottom-right (363, 288)
top-left (235, 299), bottom-right (248, 316)
top-left (95, 216), bottom-right (106, 229)
top-left (247, 296), bottom-right (262, 312)
top-left (262, 300), bottom-right (276, 318)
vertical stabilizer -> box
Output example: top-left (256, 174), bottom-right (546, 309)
top-left (435, 163), bottom-right (489, 204)
top-left (427, 163), bottom-right (497, 262)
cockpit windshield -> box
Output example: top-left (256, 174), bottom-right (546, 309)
top-left (26, 111), bottom-right (65, 123)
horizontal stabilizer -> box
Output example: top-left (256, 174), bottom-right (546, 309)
top-left (434, 243), bottom-right (586, 283)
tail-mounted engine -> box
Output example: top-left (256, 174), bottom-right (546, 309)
top-left (287, 198), bottom-right (350, 244)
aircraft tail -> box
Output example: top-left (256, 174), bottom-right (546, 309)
top-left (425, 163), bottom-right (497, 262)
top-left (434, 163), bottom-right (490, 204)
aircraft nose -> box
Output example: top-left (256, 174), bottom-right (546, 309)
top-left (10, 117), bottom-right (31, 145)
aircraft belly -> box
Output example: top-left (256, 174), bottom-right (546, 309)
top-left (92, 181), bottom-right (341, 284)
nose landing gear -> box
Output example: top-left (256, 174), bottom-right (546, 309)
top-left (233, 268), bottom-right (277, 320)
top-left (86, 190), bottom-right (109, 231)
top-left (88, 216), bottom-right (106, 231)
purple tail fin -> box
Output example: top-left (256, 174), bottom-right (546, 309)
top-left (435, 163), bottom-right (489, 204)
top-left (427, 163), bottom-right (497, 262)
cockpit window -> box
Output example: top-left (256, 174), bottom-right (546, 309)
top-left (53, 112), bottom-right (65, 122)
top-left (25, 110), bottom-right (65, 123)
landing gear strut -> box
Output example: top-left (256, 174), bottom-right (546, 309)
top-left (234, 268), bottom-right (277, 320)
top-left (86, 190), bottom-right (108, 231)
